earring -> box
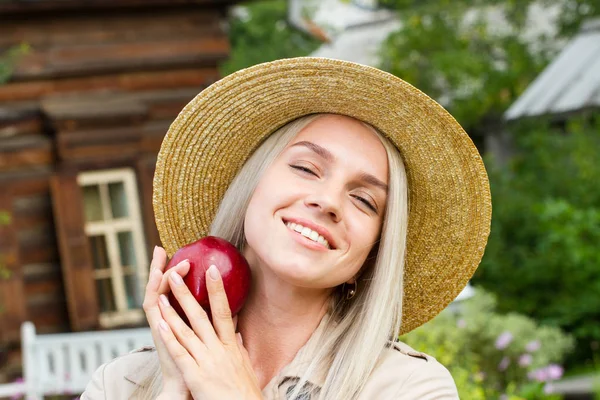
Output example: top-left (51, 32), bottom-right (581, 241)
top-left (346, 281), bottom-right (357, 300)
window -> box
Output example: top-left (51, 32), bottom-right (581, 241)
top-left (78, 168), bottom-right (148, 328)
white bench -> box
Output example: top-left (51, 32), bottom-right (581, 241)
top-left (0, 322), bottom-right (153, 400)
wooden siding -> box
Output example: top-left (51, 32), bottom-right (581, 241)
top-left (0, 1), bottom-right (235, 381)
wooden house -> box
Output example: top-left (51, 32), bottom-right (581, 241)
top-left (0, 0), bottom-right (236, 381)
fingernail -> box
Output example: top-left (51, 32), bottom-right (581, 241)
top-left (170, 271), bottom-right (184, 285)
top-left (177, 259), bottom-right (189, 268)
top-left (236, 332), bottom-right (243, 345)
top-left (208, 264), bottom-right (219, 281)
top-left (159, 294), bottom-right (170, 307)
top-left (153, 246), bottom-right (159, 257)
top-left (159, 320), bottom-right (169, 331)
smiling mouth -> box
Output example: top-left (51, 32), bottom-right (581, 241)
top-left (283, 220), bottom-right (332, 249)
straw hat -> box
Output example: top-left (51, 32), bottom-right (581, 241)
top-left (153, 57), bottom-right (492, 334)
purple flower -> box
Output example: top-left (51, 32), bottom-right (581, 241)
top-left (544, 383), bottom-right (555, 394)
top-left (518, 354), bottom-right (533, 367)
top-left (498, 356), bottom-right (511, 371)
top-left (528, 368), bottom-right (549, 382)
top-left (528, 364), bottom-right (564, 382)
top-left (495, 331), bottom-right (513, 350)
top-left (457, 319), bottom-right (467, 328)
top-left (525, 339), bottom-right (541, 352)
top-left (546, 364), bottom-right (564, 380)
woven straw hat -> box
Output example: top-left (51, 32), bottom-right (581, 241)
top-left (153, 57), bottom-right (491, 334)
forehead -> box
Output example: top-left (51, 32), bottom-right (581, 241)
top-left (290, 115), bottom-right (388, 171)
top-left (293, 115), bottom-right (384, 151)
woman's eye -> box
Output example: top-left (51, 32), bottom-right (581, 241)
top-left (353, 195), bottom-right (377, 213)
top-left (290, 165), bottom-right (318, 176)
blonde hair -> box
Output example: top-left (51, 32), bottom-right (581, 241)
top-left (133, 114), bottom-right (409, 399)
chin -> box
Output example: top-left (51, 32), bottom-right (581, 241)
top-left (272, 257), bottom-right (328, 285)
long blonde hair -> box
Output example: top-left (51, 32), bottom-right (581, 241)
top-left (133, 114), bottom-right (409, 399)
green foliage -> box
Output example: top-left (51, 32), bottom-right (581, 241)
top-left (475, 118), bottom-right (600, 365)
top-left (0, 43), bottom-right (29, 84)
top-left (220, 0), bottom-right (321, 76)
top-left (378, 0), bottom-right (598, 132)
top-left (378, 0), bottom-right (600, 368)
top-left (401, 289), bottom-right (574, 398)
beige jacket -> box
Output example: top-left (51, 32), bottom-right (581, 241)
top-left (81, 338), bottom-right (458, 400)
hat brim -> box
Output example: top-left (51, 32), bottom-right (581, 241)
top-left (153, 57), bottom-right (492, 334)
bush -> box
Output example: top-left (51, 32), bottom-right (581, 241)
top-left (401, 288), bottom-right (574, 398)
top-left (474, 117), bottom-right (600, 365)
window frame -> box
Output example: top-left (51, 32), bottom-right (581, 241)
top-left (77, 168), bottom-right (148, 328)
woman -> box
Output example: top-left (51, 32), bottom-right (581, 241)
top-left (82, 58), bottom-right (491, 399)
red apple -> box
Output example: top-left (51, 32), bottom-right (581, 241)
top-left (164, 236), bottom-right (251, 325)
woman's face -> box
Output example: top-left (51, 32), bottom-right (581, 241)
top-left (244, 114), bottom-right (389, 290)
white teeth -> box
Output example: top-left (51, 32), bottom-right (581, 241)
top-left (285, 221), bottom-right (331, 249)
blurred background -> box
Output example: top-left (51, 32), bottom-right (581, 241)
top-left (0, 0), bottom-right (598, 398)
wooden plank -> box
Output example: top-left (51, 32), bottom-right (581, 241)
top-left (140, 121), bottom-right (171, 154)
top-left (18, 245), bottom-right (58, 267)
top-left (57, 144), bottom-right (140, 164)
top-left (0, 117), bottom-right (43, 138)
top-left (13, 37), bottom-right (230, 80)
top-left (42, 92), bottom-right (147, 120)
top-left (0, 168), bottom-right (52, 197)
top-left (0, 135), bottom-right (53, 172)
top-left (12, 193), bottom-right (53, 232)
top-left (0, 0), bottom-right (237, 14)
top-left (0, 10), bottom-right (223, 48)
top-left (0, 148), bottom-right (53, 172)
top-left (22, 263), bottom-right (61, 282)
top-left (25, 279), bottom-right (64, 302)
top-left (0, 108), bottom-right (42, 137)
top-left (58, 125), bottom-right (142, 148)
top-left (0, 191), bottom-right (27, 343)
top-left (42, 96), bottom-right (147, 132)
top-left (50, 171), bottom-right (100, 331)
top-left (0, 67), bottom-right (220, 102)
top-left (27, 306), bottom-right (69, 333)
top-left (17, 225), bottom-right (55, 252)
top-left (136, 156), bottom-right (161, 251)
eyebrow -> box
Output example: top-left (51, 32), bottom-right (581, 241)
top-left (291, 141), bottom-right (335, 162)
top-left (290, 140), bottom-right (389, 193)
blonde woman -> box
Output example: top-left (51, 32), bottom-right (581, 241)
top-left (82, 58), bottom-right (491, 400)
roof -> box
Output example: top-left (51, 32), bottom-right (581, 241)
top-left (288, 0), bottom-right (401, 66)
top-left (505, 18), bottom-right (600, 120)
top-left (0, 0), bottom-right (237, 14)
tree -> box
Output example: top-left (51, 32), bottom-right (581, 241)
top-left (477, 118), bottom-right (600, 366)
top-left (378, 0), bottom-right (598, 137)
top-left (377, 0), bottom-right (600, 366)
top-left (220, 0), bottom-right (321, 76)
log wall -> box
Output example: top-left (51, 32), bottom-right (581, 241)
top-left (0, 1), bottom-right (235, 381)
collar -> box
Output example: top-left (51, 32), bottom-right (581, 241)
top-left (273, 313), bottom-right (332, 390)
top-left (124, 346), bottom-right (157, 386)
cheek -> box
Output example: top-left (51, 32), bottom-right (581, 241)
top-left (347, 216), bottom-right (381, 261)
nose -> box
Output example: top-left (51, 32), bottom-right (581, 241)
top-left (304, 191), bottom-right (342, 223)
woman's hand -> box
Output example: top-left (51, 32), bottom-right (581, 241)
top-left (157, 264), bottom-right (262, 400)
top-left (142, 246), bottom-right (192, 400)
